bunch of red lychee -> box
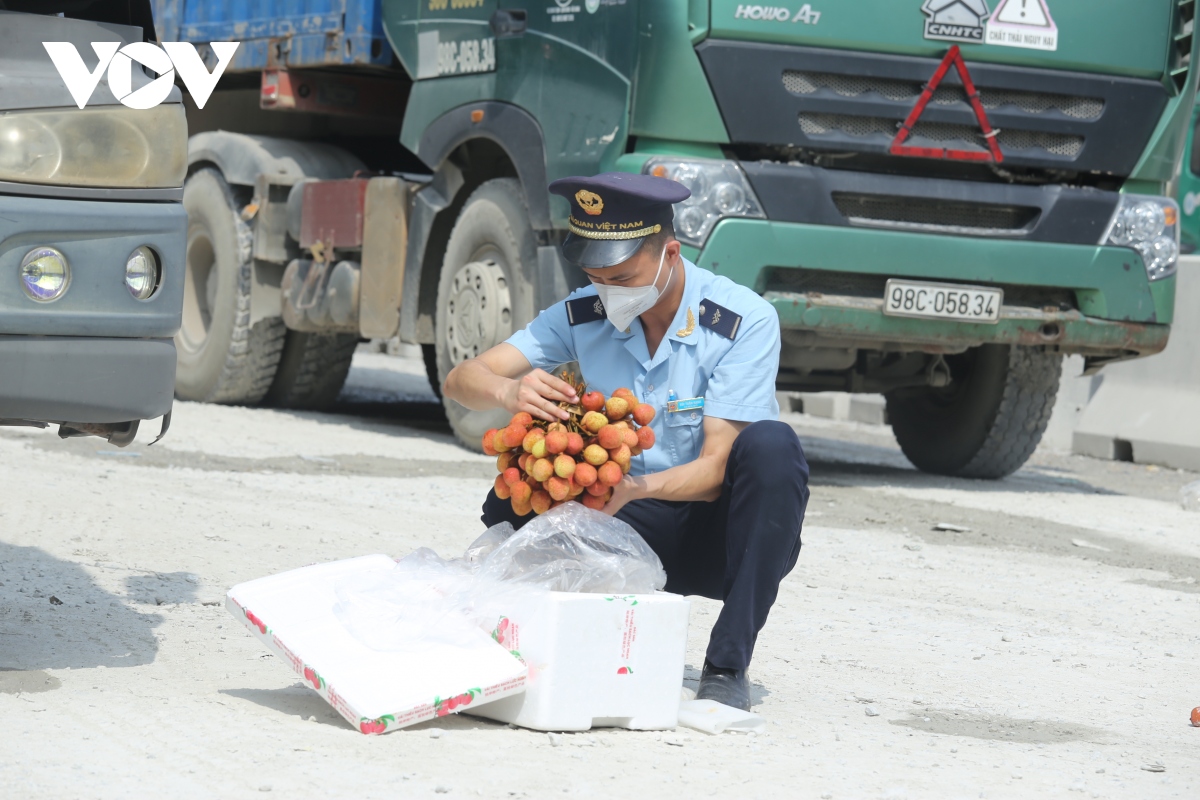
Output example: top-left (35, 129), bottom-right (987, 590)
top-left (482, 386), bottom-right (656, 516)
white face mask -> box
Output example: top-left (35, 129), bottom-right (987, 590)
top-left (594, 245), bottom-right (673, 333)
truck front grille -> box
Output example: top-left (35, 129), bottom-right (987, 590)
top-left (697, 41), bottom-right (1169, 177)
top-left (798, 112), bottom-right (1084, 158)
top-left (783, 71), bottom-right (1104, 120)
top-left (1171, 0), bottom-right (1194, 91)
top-left (830, 192), bottom-right (1040, 235)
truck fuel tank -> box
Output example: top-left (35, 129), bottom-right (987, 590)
top-left (283, 176), bottom-right (411, 338)
top-left (281, 259), bottom-right (360, 334)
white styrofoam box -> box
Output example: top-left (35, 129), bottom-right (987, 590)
top-left (467, 591), bottom-right (690, 731)
top-left (227, 555), bottom-right (527, 734)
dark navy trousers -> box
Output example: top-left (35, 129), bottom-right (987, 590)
top-left (481, 419), bottom-right (809, 671)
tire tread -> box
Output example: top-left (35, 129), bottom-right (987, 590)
top-left (180, 168), bottom-right (286, 405)
top-left (267, 332), bottom-right (359, 410)
top-left (956, 346), bottom-right (1062, 479)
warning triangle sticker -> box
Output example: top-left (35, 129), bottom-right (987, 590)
top-left (994, 0), bottom-right (1051, 28)
top-left (889, 45), bottom-right (1004, 164)
top-left (986, 0), bottom-right (1058, 50)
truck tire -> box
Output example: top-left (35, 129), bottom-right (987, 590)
top-left (885, 345), bottom-right (1062, 479)
top-left (435, 178), bottom-right (537, 448)
top-left (265, 331), bottom-right (359, 410)
top-left (175, 168), bottom-right (285, 404)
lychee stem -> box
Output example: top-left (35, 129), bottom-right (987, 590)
top-left (543, 368), bottom-right (588, 434)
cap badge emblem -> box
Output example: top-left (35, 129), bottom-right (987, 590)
top-left (575, 189), bottom-right (604, 216)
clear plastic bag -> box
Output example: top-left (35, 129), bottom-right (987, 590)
top-left (476, 503), bottom-right (666, 594)
top-left (332, 547), bottom-right (487, 652)
top-left (1181, 479), bottom-right (1200, 512)
top-left (333, 503), bottom-right (665, 651)
top-left (463, 523), bottom-right (513, 565)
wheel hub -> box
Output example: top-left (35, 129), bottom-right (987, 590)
top-left (445, 259), bottom-right (512, 365)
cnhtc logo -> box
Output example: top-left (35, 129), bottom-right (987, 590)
top-left (43, 41), bottom-right (240, 110)
top-left (921, 0), bottom-right (991, 44)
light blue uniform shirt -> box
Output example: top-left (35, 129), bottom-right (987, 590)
top-left (505, 259), bottom-right (781, 476)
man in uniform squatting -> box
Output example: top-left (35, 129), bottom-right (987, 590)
top-left (444, 173), bottom-right (809, 711)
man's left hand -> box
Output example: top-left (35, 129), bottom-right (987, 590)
top-left (602, 475), bottom-right (644, 517)
top-left (598, 417), bottom-right (747, 515)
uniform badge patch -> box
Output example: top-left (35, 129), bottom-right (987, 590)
top-left (698, 298), bottom-right (743, 340)
top-left (566, 295), bottom-right (607, 326)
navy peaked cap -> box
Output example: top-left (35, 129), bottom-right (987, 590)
top-left (549, 172), bottom-right (690, 268)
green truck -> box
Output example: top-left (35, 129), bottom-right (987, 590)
top-left (155, 0), bottom-right (1197, 477)
top-left (1178, 98), bottom-right (1200, 252)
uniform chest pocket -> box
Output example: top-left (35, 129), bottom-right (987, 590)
top-left (664, 408), bottom-right (704, 460)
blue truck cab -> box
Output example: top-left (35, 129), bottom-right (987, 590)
top-left (0, 3), bottom-right (187, 446)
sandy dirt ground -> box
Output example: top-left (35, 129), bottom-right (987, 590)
top-left (2, 349), bottom-right (1198, 799)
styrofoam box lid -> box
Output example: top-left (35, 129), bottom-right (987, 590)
top-left (228, 555), bottom-right (527, 725)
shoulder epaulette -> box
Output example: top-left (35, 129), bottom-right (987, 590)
top-left (698, 298), bottom-right (743, 340)
top-left (565, 295), bottom-right (607, 326)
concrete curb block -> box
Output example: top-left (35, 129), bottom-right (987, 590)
top-left (1069, 256), bottom-right (1200, 470)
top-left (779, 392), bottom-right (888, 426)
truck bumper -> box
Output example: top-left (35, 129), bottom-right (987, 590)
top-left (0, 194), bottom-right (185, 339)
top-left (695, 219), bottom-right (1173, 359)
top-left (0, 191), bottom-right (185, 422)
top-left (0, 336), bottom-right (176, 422)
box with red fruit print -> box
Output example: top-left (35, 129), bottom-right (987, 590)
top-left (467, 590), bottom-right (691, 731)
top-left (227, 555), bottom-right (527, 735)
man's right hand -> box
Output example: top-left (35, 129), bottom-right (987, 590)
top-left (443, 343), bottom-right (581, 423)
top-left (502, 369), bottom-right (579, 423)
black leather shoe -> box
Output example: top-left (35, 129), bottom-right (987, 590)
top-left (695, 660), bottom-right (750, 711)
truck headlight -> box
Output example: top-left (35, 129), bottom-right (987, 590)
top-left (0, 105), bottom-right (186, 189)
top-left (1101, 195), bottom-right (1180, 281)
top-left (20, 247), bottom-right (70, 302)
top-left (643, 158), bottom-right (765, 247)
top-left (124, 246), bottom-right (160, 300)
